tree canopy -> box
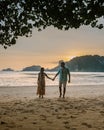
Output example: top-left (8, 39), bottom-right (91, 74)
top-left (0, 0), bottom-right (104, 48)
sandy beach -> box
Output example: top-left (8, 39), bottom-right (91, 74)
top-left (0, 85), bottom-right (104, 130)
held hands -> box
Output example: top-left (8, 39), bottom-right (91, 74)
top-left (49, 77), bottom-right (55, 81)
top-left (52, 77), bottom-right (55, 81)
top-left (68, 79), bottom-right (70, 83)
top-left (49, 77), bottom-right (53, 80)
top-left (48, 77), bottom-right (55, 81)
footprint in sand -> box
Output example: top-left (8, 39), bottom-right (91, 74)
top-left (63, 113), bottom-right (67, 116)
top-left (82, 122), bottom-right (92, 128)
top-left (24, 116), bottom-right (28, 119)
top-left (40, 114), bottom-right (47, 120)
top-left (0, 121), bottom-right (7, 125)
top-left (70, 115), bottom-right (77, 118)
top-left (32, 122), bottom-right (37, 124)
top-left (100, 111), bottom-right (104, 116)
top-left (63, 121), bottom-right (69, 124)
top-left (64, 125), bottom-right (70, 129)
top-left (57, 116), bottom-right (62, 119)
top-left (81, 110), bottom-right (87, 113)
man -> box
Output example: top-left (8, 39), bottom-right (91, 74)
top-left (53, 62), bottom-right (70, 98)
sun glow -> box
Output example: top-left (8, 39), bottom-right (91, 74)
top-left (69, 56), bottom-right (76, 60)
top-left (64, 55), bottom-right (77, 61)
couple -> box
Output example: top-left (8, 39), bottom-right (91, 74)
top-left (37, 62), bottom-right (70, 98)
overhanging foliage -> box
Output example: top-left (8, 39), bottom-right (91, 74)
top-left (0, 0), bottom-right (104, 48)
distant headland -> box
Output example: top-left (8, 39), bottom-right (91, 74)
top-left (1, 55), bottom-right (104, 72)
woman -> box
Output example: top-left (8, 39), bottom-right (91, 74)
top-left (37, 67), bottom-right (52, 98)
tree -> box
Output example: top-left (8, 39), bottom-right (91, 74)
top-left (0, 0), bottom-right (104, 48)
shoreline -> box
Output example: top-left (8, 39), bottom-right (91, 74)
top-left (0, 85), bottom-right (104, 103)
top-left (0, 84), bottom-right (104, 87)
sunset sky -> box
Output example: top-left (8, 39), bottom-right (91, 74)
top-left (0, 26), bottom-right (104, 70)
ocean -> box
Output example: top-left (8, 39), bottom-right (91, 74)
top-left (0, 71), bottom-right (104, 87)
top-left (0, 71), bottom-right (104, 101)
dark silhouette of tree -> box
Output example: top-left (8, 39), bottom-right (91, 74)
top-left (0, 0), bottom-right (104, 48)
